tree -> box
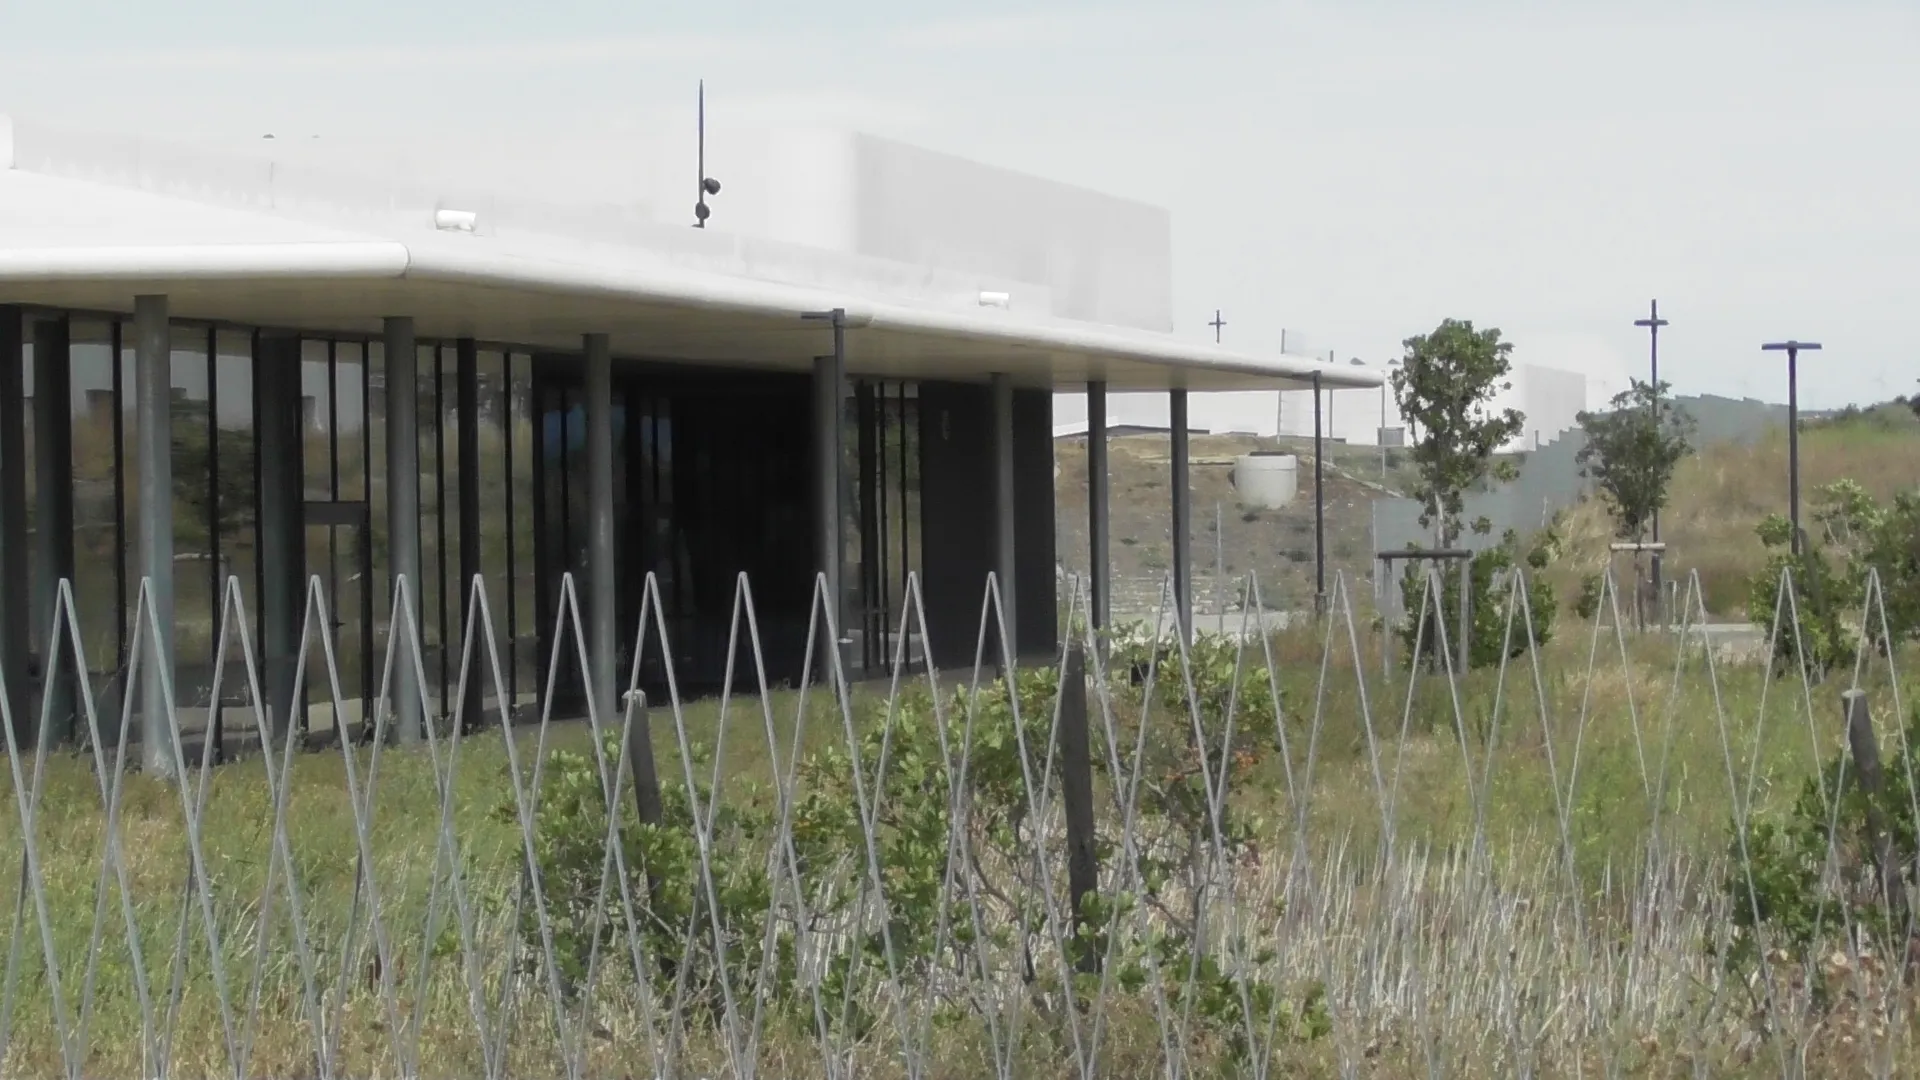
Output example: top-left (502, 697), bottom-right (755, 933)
top-left (1574, 380), bottom-right (1695, 543)
top-left (1390, 319), bottom-right (1525, 546)
top-left (1390, 320), bottom-right (1554, 669)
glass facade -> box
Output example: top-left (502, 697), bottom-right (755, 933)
top-left (1, 306), bottom-right (1005, 753)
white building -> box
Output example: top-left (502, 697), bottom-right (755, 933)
top-left (0, 110), bottom-right (1377, 749)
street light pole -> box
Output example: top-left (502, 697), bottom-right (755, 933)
top-left (1762, 340), bottom-right (1822, 555)
top-left (1634, 301), bottom-right (1669, 602)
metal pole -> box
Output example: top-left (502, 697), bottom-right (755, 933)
top-left (1457, 556), bottom-right (1472, 674)
top-left (1215, 501), bottom-right (1225, 635)
top-left (1087, 380), bottom-right (1111, 637)
top-left (1379, 380), bottom-right (1387, 481)
top-left (585, 332), bottom-right (616, 726)
top-left (33, 317), bottom-right (76, 745)
top-left (0, 307), bottom-right (25, 748)
top-left (1787, 348), bottom-right (1801, 555)
top-left (991, 371), bottom-right (1018, 660)
top-left (1635, 301), bottom-right (1669, 603)
top-left (1313, 372), bottom-right (1326, 614)
top-left (134, 294), bottom-right (177, 778)
top-left (809, 310), bottom-right (848, 674)
top-left (1762, 340), bottom-right (1819, 556)
top-left (383, 317), bottom-right (422, 744)
top-left (1169, 388), bottom-right (1192, 644)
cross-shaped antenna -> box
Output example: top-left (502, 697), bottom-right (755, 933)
top-left (1209, 309), bottom-right (1226, 344)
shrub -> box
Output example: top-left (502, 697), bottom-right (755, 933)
top-left (1721, 703), bottom-right (1920, 987)
top-left (1396, 529), bottom-right (1558, 669)
top-left (1747, 511), bottom-right (1860, 680)
top-left (504, 637), bottom-right (1326, 1065)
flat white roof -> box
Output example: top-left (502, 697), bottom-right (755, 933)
top-left (0, 115), bottom-right (1379, 393)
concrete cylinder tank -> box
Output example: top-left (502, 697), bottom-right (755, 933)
top-left (1231, 452), bottom-right (1299, 509)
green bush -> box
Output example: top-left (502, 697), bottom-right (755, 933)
top-left (1746, 512), bottom-right (1859, 680)
top-left (1720, 703), bottom-right (1919, 985)
top-left (1396, 529), bottom-right (1559, 669)
top-left (1573, 573), bottom-right (1604, 621)
top-left (501, 638), bottom-right (1327, 1065)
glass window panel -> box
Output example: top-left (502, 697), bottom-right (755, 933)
top-left (169, 325), bottom-right (216, 708)
top-left (420, 344), bottom-right (448, 709)
top-left (334, 341), bottom-right (367, 503)
top-left (301, 339), bottom-right (334, 504)
top-left (439, 346), bottom-right (462, 707)
top-left (476, 349), bottom-right (510, 708)
top-left (509, 354), bottom-right (537, 710)
top-left (18, 333), bottom-right (36, 655)
top-left (367, 341), bottom-right (390, 639)
top-left (68, 320), bottom-right (120, 678)
top-left (213, 329), bottom-right (256, 632)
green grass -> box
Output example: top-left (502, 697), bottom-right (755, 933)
top-left (1, 605), bottom-right (1916, 1077)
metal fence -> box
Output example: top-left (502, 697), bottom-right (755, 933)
top-left (0, 563), bottom-right (1915, 1078)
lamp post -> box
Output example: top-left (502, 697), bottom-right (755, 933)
top-left (1761, 340), bottom-right (1822, 555)
top-left (1634, 301), bottom-right (1669, 601)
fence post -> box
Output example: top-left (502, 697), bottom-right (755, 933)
top-left (1060, 641), bottom-right (1101, 973)
top-left (1457, 557), bottom-right (1472, 675)
top-left (1843, 689), bottom-right (1908, 921)
top-left (623, 689), bottom-right (665, 907)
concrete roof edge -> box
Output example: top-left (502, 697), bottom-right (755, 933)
top-left (0, 241), bottom-right (412, 281)
top-left (399, 244), bottom-right (1382, 388)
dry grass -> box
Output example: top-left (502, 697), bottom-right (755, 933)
top-left (1, 599), bottom-right (1917, 1077)
top-left (1553, 404), bottom-right (1920, 615)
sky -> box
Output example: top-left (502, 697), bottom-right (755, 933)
top-left (1, 0), bottom-right (1914, 410)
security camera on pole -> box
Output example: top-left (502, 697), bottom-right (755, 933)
top-left (693, 80), bottom-right (723, 227)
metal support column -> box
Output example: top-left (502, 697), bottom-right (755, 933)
top-left (0, 307), bottom-right (26, 747)
top-left (383, 317), bottom-right (422, 743)
top-left (1788, 352), bottom-right (1801, 554)
top-left (1635, 301), bottom-right (1668, 605)
top-left (584, 332), bottom-right (616, 725)
top-left (809, 311), bottom-right (848, 673)
top-left (1087, 380), bottom-right (1111, 637)
top-left (991, 371), bottom-right (1018, 660)
top-left (256, 334), bottom-right (305, 748)
top-left (1169, 388), bottom-right (1192, 644)
top-left (1313, 372), bottom-right (1327, 614)
top-left (32, 318), bottom-right (76, 744)
top-left (1763, 340), bottom-right (1819, 555)
top-left (133, 295), bottom-right (177, 776)
top-left (455, 338), bottom-right (481, 732)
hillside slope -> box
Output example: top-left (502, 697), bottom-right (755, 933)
top-left (1054, 433), bottom-right (1419, 616)
top-left (1551, 403), bottom-right (1920, 614)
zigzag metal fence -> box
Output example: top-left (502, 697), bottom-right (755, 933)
top-left (0, 562), bottom-right (1915, 1078)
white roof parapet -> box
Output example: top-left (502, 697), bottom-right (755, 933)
top-left (0, 113), bottom-right (1381, 393)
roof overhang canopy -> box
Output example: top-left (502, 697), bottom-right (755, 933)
top-left (0, 171), bottom-right (1381, 393)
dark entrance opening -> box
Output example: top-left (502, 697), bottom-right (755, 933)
top-left (533, 359), bottom-right (815, 706)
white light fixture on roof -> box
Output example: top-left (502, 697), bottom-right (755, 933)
top-left (978, 290), bottom-right (1011, 309)
top-left (434, 207), bottom-right (478, 233)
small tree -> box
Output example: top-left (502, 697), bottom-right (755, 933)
top-left (1391, 319), bottom-right (1525, 546)
top-left (1575, 380), bottom-right (1694, 625)
top-left (1574, 380), bottom-right (1694, 543)
top-left (1390, 320), bottom-right (1553, 669)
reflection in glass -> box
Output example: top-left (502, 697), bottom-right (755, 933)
top-left (509, 353), bottom-right (537, 712)
top-left (170, 325), bottom-right (215, 707)
top-left (69, 320), bottom-right (121, 682)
